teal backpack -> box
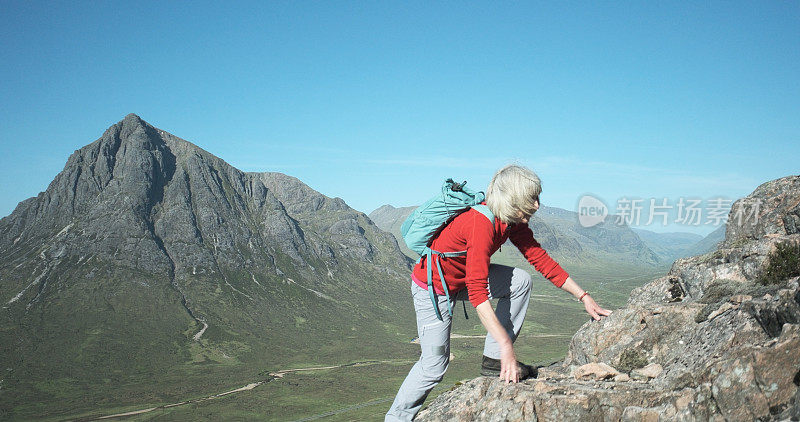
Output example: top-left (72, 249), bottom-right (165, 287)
top-left (400, 179), bottom-right (495, 320)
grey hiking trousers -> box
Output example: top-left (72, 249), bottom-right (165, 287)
top-left (385, 264), bottom-right (532, 421)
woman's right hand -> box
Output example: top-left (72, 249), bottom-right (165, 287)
top-left (582, 294), bottom-right (612, 321)
top-left (500, 345), bottom-right (519, 383)
top-left (475, 300), bottom-right (519, 383)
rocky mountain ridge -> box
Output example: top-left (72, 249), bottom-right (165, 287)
top-left (417, 175), bottom-right (800, 421)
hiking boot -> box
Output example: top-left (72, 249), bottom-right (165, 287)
top-left (480, 355), bottom-right (537, 380)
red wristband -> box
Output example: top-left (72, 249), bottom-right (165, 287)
top-left (579, 292), bottom-right (589, 302)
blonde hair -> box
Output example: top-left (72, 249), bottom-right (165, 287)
top-left (486, 164), bottom-right (542, 224)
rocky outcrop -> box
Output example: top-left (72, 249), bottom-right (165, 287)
top-left (723, 176), bottom-right (800, 247)
top-left (418, 175), bottom-right (800, 421)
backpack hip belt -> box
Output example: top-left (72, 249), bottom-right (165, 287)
top-left (425, 249), bottom-right (467, 321)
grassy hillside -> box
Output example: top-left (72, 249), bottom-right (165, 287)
top-left (0, 263), bottom-right (419, 420)
top-left (27, 262), bottom-right (664, 421)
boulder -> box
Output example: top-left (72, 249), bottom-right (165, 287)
top-left (631, 363), bottom-right (663, 381)
top-left (572, 362), bottom-right (620, 381)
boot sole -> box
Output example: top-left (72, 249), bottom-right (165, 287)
top-left (480, 368), bottom-right (501, 377)
top-left (480, 366), bottom-right (537, 379)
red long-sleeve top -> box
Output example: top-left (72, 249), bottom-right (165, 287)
top-left (411, 206), bottom-right (570, 308)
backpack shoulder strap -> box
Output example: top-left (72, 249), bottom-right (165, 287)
top-left (471, 204), bottom-right (495, 224)
top-left (425, 206), bottom-right (471, 248)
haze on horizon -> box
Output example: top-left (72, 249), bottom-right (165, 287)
top-left (1, 1), bottom-right (798, 236)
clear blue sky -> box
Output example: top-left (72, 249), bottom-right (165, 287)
top-left (1, 1), bottom-right (798, 236)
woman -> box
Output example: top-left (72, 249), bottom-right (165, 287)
top-left (385, 164), bottom-right (612, 421)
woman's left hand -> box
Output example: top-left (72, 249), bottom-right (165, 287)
top-left (558, 277), bottom-right (613, 321)
top-left (582, 295), bottom-right (612, 321)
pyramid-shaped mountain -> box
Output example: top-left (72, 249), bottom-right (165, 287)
top-left (0, 114), bottom-right (415, 417)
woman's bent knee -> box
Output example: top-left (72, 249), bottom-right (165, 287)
top-left (420, 353), bottom-right (449, 383)
top-left (512, 268), bottom-right (532, 291)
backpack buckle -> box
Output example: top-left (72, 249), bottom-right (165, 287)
top-left (447, 179), bottom-right (467, 192)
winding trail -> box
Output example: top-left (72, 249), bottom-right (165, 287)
top-left (451, 333), bottom-right (572, 339)
top-left (76, 331), bottom-right (579, 420)
top-left (289, 397), bottom-right (395, 422)
top-left (192, 320), bottom-right (208, 341)
top-left (78, 360), bottom-right (413, 421)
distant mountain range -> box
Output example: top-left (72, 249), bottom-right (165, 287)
top-left (370, 204), bottom-right (723, 271)
top-left (0, 114), bottom-right (415, 419)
